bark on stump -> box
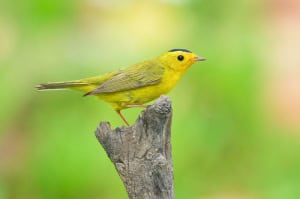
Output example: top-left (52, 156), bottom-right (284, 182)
top-left (95, 95), bottom-right (174, 199)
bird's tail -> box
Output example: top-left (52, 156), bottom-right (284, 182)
top-left (36, 81), bottom-right (88, 91)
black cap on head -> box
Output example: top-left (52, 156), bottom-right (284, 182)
top-left (168, 48), bottom-right (192, 53)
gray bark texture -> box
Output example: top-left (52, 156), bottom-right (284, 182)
top-left (95, 95), bottom-right (174, 199)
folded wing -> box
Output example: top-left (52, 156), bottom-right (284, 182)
top-left (84, 60), bottom-right (164, 96)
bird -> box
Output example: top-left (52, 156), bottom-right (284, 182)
top-left (36, 49), bottom-right (206, 125)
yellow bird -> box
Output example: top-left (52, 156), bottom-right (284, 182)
top-left (36, 49), bottom-right (205, 125)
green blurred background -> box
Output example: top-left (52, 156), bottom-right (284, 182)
top-left (1, 0), bottom-right (300, 198)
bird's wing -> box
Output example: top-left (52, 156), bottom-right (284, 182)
top-left (84, 60), bottom-right (164, 96)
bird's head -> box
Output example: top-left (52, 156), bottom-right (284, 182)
top-left (158, 49), bottom-right (205, 72)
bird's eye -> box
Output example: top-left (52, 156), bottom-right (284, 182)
top-left (177, 55), bottom-right (184, 61)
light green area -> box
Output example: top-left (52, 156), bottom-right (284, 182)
top-left (0, 0), bottom-right (299, 199)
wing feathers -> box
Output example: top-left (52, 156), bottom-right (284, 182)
top-left (84, 61), bottom-right (164, 96)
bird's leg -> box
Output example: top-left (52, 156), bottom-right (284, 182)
top-left (116, 104), bottom-right (149, 126)
top-left (116, 110), bottom-right (130, 126)
top-left (124, 104), bottom-right (149, 108)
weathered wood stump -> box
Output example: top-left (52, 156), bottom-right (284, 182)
top-left (95, 95), bottom-right (174, 199)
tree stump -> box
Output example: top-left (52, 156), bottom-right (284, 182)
top-left (95, 95), bottom-right (174, 199)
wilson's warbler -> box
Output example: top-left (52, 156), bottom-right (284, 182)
top-left (36, 49), bottom-right (205, 125)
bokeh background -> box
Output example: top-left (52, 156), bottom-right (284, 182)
top-left (1, 0), bottom-right (300, 198)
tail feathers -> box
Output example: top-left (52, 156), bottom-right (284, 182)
top-left (36, 81), bottom-right (88, 90)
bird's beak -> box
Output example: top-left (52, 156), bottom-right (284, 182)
top-left (194, 56), bottom-right (206, 62)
